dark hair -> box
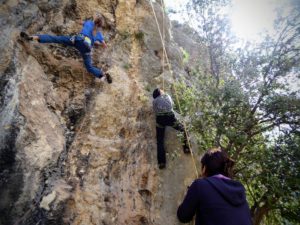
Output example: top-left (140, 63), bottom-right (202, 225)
top-left (153, 88), bottom-right (161, 99)
top-left (94, 16), bottom-right (103, 27)
top-left (201, 147), bottom-right (235, 178)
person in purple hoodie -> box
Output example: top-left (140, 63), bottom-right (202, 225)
top-left (177, 147), bottom-right (252, 225)
top-left (20, 15), bottom-right (112, 83)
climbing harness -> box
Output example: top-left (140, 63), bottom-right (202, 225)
top-left (149, 0), bottom-right (199, 178)
top-left (70, 34), bottom-right (93, 49)
top-left (83, 36), bottom-right (92, 49)
top-left (78, 34), bottom-right (92, 49)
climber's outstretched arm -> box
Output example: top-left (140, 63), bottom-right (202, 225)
top-left (94, 31), bottom-right (106, 48)
top-left (177, 180), bottom-right (199, 223)
top-left (94, 40), bottom-right (107, 48)
top-left (77, 20), bottom-right (84, 26)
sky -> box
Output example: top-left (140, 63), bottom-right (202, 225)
top-left (163, 0), bottom-right (299, 91)
top-left (164, 0), bottom-right (289, 41)
top-left (229, 0), bottom-right (286, 40)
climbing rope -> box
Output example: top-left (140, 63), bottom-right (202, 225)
top-left (160, 0), bottom-right (165, 91)
top-left (150, 2), bottom-right (198, 225)
top-left (149, 0), bottom-right (199, 178)
top-left (149, 0), bottom-right (172, 74)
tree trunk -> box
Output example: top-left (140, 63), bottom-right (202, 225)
top-left (252, 204), bottom-right (270, 225)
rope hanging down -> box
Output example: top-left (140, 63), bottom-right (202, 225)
top-left (149, 0), bottom-right (199, 178)
top-left (160, 0), bottom-right (165, 91)
top-left (149, 0), bottom-right (172, 82)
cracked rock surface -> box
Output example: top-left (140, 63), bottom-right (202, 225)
top-left (0, 0), bottom-right (200, 224)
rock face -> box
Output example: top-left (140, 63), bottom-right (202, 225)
top-left (0, 1), bottom-right (200, 225)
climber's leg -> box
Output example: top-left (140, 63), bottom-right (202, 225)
top-left (171, 115), bottom-right (190, 154)
top-left (36, 35), bottom-right (74, 46)
top-left (156, 124), bottom-right (166, 168)
top-left (81, 52), bottom-right (104, 78)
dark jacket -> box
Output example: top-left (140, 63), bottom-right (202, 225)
top-left (177, 176), bottom-right (252, 225)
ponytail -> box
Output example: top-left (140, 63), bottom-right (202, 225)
top-left (224, 157), bottom-right (235, 178)
top-left (94, 16), bottom-right (103, 28)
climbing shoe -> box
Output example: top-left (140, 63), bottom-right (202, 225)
top-left (20, 32), bottom-right (33, 41)
top-left (158, 163), bottom-right (166, 169)
top-left (105, 73), bottom-right (112, 84)
top-left (183, 147), bottom-right (191, 154)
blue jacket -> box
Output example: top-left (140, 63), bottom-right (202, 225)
top-left (80, 20), bottom-right (104, 46)
top-left (177, 176), bottom-right (252, 225)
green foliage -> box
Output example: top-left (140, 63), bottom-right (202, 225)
top-left (241, 133), bottom-right (300, 225)
top-left (119, 30), bottom-right (131, 40)
top-left (168, 149), bottom-right (181, 161)
top-left (138, 94), bottom-right (148, 105)
top-left (123, 63), bottom-right (132, 70)
top-left (180, 47), bottom-right (190, 64)
top-left (173, 82), bottom-right (198, 116)
top-left (134, 31), bottom-right (145, 43)
top-left (180, 0), bottom-right (300, 224)
top-left (144, 84), bottom-right (152, 92)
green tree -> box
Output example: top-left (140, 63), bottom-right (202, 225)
top-left (176, 0), bottom-right (300, 224)
top-left (242, 131), bottom-right (300, 225)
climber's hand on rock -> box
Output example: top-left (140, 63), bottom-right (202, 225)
top-left (101, 41), bottom-right (107, 49)
top-left (77, 19), bottom-right (84, 25)
top-left (94, 41), bottom-right (107, 49)
top-left (94, 41), bottom-right (101, 48)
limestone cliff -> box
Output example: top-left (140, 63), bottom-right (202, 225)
top-left (0, 1), bottom-right (199, 224)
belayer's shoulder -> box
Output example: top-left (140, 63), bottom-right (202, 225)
top-left (195, 177), bottom-right (225, 187)
top-left (190, 178), bottom-right (210, 187)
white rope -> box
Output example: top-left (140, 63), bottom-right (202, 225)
top-left (149, 0), bottom-right (199, 178)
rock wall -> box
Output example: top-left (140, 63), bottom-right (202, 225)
top-left (0, 0), bottom-right (200, 225)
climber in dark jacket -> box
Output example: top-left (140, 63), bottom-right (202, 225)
top-left (20, 15), bottom-right (112, 83)
top-left (152, 88), bottom-right (190, 169)
top-left (177, 147), bottom-right (252, 225)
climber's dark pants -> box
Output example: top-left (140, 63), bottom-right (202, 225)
top-left (37, 34), bottom-right (103, 78)
top-left (156, 113), bottom-right (188, 164)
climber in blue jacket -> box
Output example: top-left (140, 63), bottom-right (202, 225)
top-left (20, 15), bottom-right (112, 83)
top-left (177, 147), bottom-right (252, 225)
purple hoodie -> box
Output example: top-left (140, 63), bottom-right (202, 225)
top-left (177, 176), bottom-right (252, 225)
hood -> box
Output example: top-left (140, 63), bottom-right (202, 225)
top-left (206, 177), bottom-right (247, 206)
